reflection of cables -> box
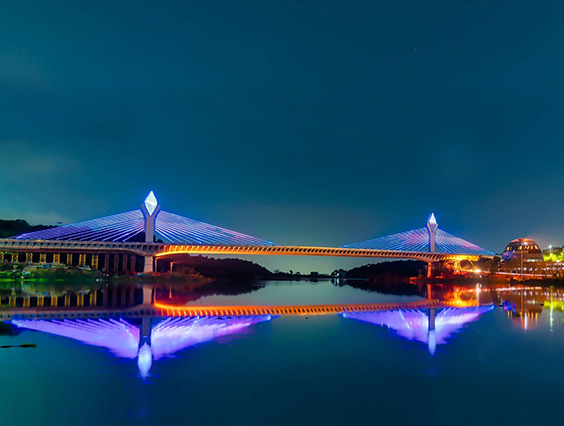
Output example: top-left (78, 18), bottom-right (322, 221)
top-left (342, 306), bottom-right (494, 347)
top-left (10, 315), bottom-right (274, 379)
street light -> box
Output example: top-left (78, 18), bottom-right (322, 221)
top-left (168, 262), bottom-right (176, 298)
top-left (521, 240), bottom-right (528, 281)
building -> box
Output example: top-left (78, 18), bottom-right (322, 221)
top-left (502, 238), bottom-right (544, 262)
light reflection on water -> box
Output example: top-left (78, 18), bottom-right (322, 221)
top-left (177, 280), bottom-right (424, 306)
top-left (342, 306), bottom-right (494, 355)
top-left (2, 281), bottom-right (564, 425)
top-left (10, 315), bottom-right (273, 378)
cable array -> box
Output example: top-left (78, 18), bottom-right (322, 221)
top-left (343, 227), bottom-right (494, 256)
top-left (12, 209), bottom-right (275, 246)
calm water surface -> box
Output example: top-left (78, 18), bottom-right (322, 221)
top-left (1, 280), bottom-right (562, 425)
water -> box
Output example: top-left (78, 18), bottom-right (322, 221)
top-left (1, 280), bottom-right (562, 425)
top-left (178, 279), bottom-right (423, 306)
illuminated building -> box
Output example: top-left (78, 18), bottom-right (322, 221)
top-left (502, 238), bottom-right (544, 262)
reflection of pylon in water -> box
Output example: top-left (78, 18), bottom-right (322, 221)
top-left (342, 305), bottom-right (493, 354)
top-left (11, 315), bottom-right (272, 378)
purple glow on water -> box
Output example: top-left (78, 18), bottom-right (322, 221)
top-left (10, 318), bottom-right (140, 358)
top-left (342, 306), bottom-right (494, 352)
top-left (150, 315), bottom-right (272, 360)
top-left (137, 343), bottom-right (153, 378)
top-left (10, 315), bottom-right (273, 377)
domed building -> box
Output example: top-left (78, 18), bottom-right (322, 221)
top-left (502, 238), bottom-right (544, 262)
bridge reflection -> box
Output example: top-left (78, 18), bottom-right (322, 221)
top-left (10, 315), bottom-right (272, 378)
top-left (1, 282), bottom-right (501, 377)
top-left (3, 302), bottom-right (495, 379)
top-left (342, 306), bottom-right (494, 354)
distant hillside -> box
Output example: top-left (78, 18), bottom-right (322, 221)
top-left (0, 219), bottom-right (55, 238)
top-left (341, 260), bottom-right (426, 295)
top-left (339, 279), bottom-right (425, 297)
top-left (156, 254), bottom-right (274, 282)
top-left (346, 260), bottom-right (425, 282)
top-left (154, 281), bottom-right (265, 304)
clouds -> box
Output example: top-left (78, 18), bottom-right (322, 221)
top-left (0, 141), bottom-right (80, 180)
top-left (0, 0), bottom-right (562, 269)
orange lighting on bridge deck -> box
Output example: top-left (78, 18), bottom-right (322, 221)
top-left (153, 299), bottom-right (466, 317)
top-left (152, 245), bottom-right (484, 263)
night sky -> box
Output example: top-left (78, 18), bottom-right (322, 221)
top-left (1, 1), bottom-right (563, 272)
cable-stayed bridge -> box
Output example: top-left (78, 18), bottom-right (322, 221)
top-left (0, 192), bottom-right (495, 274)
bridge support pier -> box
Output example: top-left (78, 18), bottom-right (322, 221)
top-left (129, 286), bottom-right (135, 305)
top-left (143, 286), bottom-right (153, 304)
top-left (427, 262), bottom-right (434, 278)
top-left (104, 254), bottom-right (110, 273)
top-left (143, 256), bottom-right (154, 273)
top-left (121, 255), bottom-right (127, 275)
top-left (428, 308), bottom-right (436, 331)
top-left (113, 254), bottom-right (120, 275)
top-left (129, 255), bottom-right (136, 275)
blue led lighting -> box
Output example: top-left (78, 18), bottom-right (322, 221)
top-left (12, 209), bottom-right (276, 246)
top-left (341, 306), bottom-right (494, 353)
top-left (343, 227), bottom-right (495, 256)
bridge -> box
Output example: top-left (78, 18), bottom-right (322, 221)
top-left (0, 192), bottom-right (495, 276)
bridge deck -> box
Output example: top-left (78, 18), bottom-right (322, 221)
top-left (0, 238), bottom-right (488, 262)
top-left (0, 299), bottom-right (468, 320)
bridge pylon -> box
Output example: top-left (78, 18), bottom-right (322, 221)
top-left (426, 213), bottom-right (439, 278)
top-left (141, 191), bottom-right (161, 273)
top-left (426, 213), bottom-right (438, 253)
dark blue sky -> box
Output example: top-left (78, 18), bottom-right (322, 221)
top-left (1, 1), bottom-right (563, 271)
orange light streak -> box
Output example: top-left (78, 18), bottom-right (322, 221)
top-left (153, 299), bottom-right (466, 317)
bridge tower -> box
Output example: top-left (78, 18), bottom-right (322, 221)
top-left (426, 213), bottom-right (438, 278)
top-left (141, 191), bottom-right (161, 273)
top-left (426, 213), bottom-right (438, 253)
